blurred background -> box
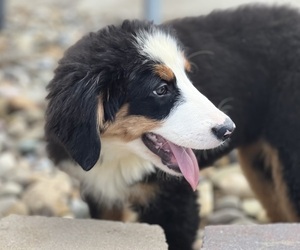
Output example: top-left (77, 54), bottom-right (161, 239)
top-left (0, 0), bottom-right (299, 244)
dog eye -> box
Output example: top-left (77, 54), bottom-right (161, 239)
top-left (153, 84), bottom-right (169, 96)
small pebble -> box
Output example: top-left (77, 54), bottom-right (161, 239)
top-left (198, 179), bottom-right (213, 218)
top-left (242, 198), bottom-right (265, 219)
top-left (6, 200), bottom-right (29, 216)
top-left (18, 139), bottom-right (39, 155)
top-left (0, 197), bottom-right (19, 218)
top-left (0, 182), bottom-right (23, 197)
top-left (22, 172), bottom-right (72, 217)
top-left (207, 208), bottom-right (246, 225)
top-left (0, 152), bottom-right (16, 176)
top-left (231, 217), bottom-right (257, 225)
top-left (210, 163), bottom-right (254, 198)
top-left (215, 195), bottom-right (241, 211)
top-left (70, 198), bottom-right (90, 219)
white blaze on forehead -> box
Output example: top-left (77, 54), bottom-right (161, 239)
top-left (136, 29), bottom-right (230, 150)
top-left (135, 30), bottom-right (185, 69)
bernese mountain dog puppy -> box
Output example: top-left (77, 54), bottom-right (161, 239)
top-left (45, 4), bottom-right (300, 250)
top-left (45, 17), bottom-right (234, 250)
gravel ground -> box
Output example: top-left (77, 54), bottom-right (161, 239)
top-left (0, 0), bottom-right (269, 246)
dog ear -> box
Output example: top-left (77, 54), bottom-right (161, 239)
top-left (46, 69), bottom-right (103, 171)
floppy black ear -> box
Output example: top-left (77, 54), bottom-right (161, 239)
top-left (45, 69), bottom-right (102, 171)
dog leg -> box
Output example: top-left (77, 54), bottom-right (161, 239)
top-left (83, 194), bottom-right (103, 219)
top-left (136, 178), bottom-right (200, 250)
top-left (270, 143), bottom-right (300, 222)
top-left (238, 141), bottom-right (289, 221)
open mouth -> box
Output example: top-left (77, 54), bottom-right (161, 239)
top-left (142, 132), bottom-right (199, 191)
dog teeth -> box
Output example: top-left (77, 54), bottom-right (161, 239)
top-left (148, 133), bottom-right (158, 141)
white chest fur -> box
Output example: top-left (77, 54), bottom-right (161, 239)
top-left (60, 138), bottom-right (155, 207)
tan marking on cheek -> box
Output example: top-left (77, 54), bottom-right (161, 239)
top-left (102, 104), bottom-right (162, 141)
top-left (154, 64), bottom-right (175, 82)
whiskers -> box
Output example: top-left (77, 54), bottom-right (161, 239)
top-left (187, 50), bottom-right (215, 60)
top-left (218, 97), bottom-right (234, 114)
top-left (186, 50), bottom-right (214, 73)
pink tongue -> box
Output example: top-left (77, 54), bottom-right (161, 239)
top-left (167, 142), bottom-right (200, 191)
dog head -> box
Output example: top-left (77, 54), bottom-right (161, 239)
top-left (45, 20), bottom-right (235, 190)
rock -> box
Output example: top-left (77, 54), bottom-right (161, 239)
top-left (0, 215), bottom-right (168, 250)
top-left (0, 197), bottom-right (28, 218)
top-left (25, 110), bottom-right (45, 124)
top-left (257, 209), bottom-right (270, 223)
top-left (215, 195), bottom-right (241, 210)
top-left (242, 198), bottom-right (264, 218)
top-left (5, 200), bottom-right (29, 216)
top-left (0, 182), bottom-right (23, 197)
top-left (202, 224), bottom-right (300, 250)
top-left (15, 32), bottom-right (36, 54)
top-left (8, 95), bottom-right (39, 113)
top-left (210, 163), bottom-right (254, 198)
top-left (193, 229), bottom-right (204, 250)
top-left (212, 151), bottom-right (238, 167)
top-left (4, 159), bottom-right (34, 186)
top-left (206, 208), bottom-right (246, 225)
top-left (0, 152), bottom-right (16, 177)
top-left (0, 197), bottom-right (17, 213)
top-left (70, 198), bottom-right (90, 219)
top-left (231, 217), bottom-right (257, 225)
top-left (0, 84), bottom-right (20, 99)
top-left (0, 128), bottom-right (12, 152)
top-left (214, 156), bottom-right (231, 167)
top-left (18, 138), bottom-right (39, 155)
top-left (34, 158), bottom-right (54, 172)
top-left (201, 167), bottom-right (217, 179)
top-left (0, 99), bottom-right (8, 118)
top-left (6, 114), bottom-right (28, 138)
top-left (22, 171), bottom-right (72, 216)
top-left (198, 180), bottom-right (214, 217)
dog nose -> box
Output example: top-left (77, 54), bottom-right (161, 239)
top-left (212, 118), bottom-right (235, 141)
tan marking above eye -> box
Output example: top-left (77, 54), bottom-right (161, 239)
top-left (101, 104), bottom-right (161, 141)
top-left (154, 64), bottom-right (175, 82)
